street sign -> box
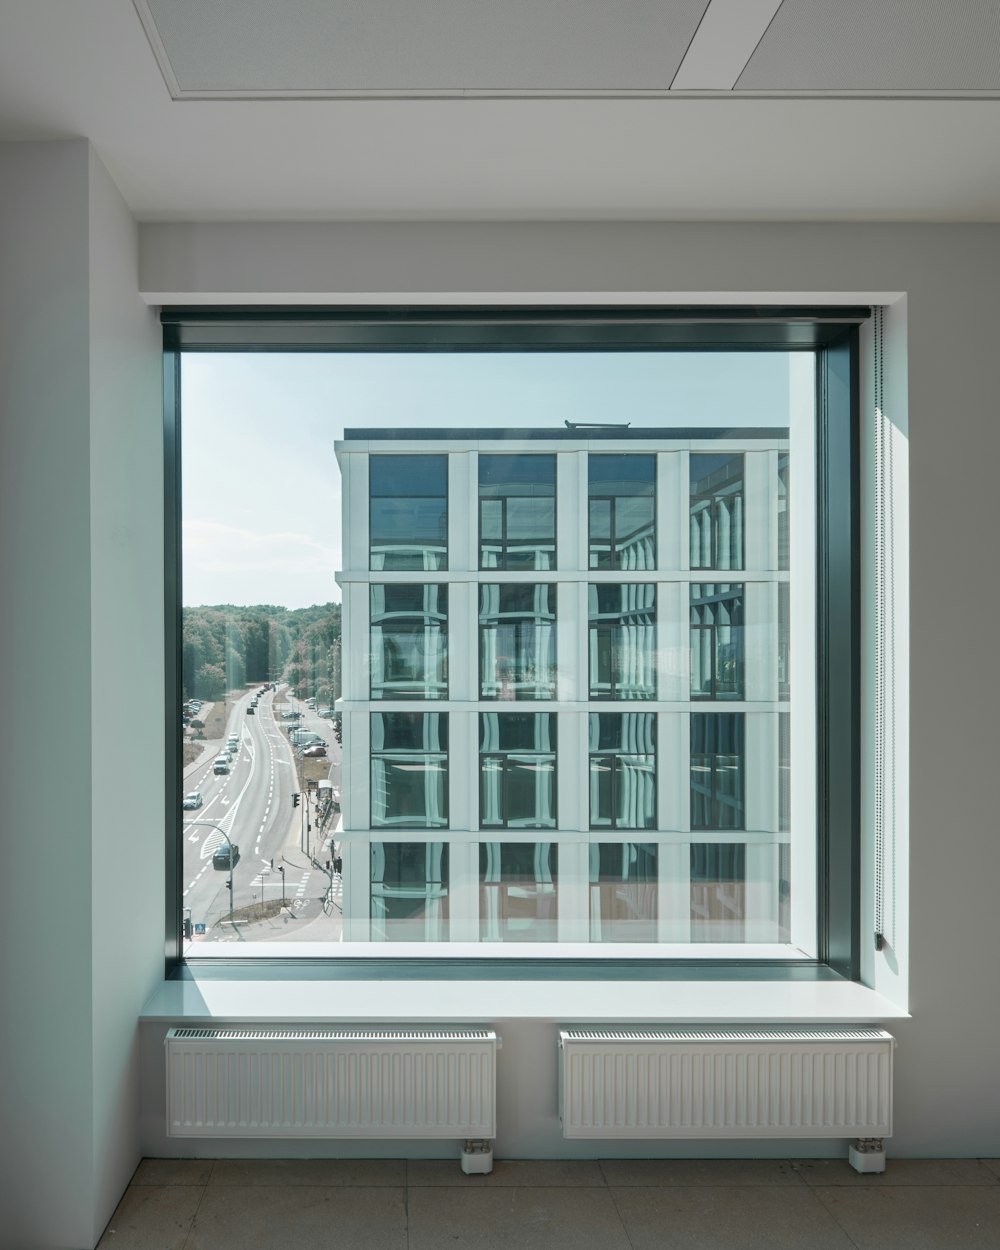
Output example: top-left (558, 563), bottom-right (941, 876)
top-left (194, 923), bottom-right (206, 934)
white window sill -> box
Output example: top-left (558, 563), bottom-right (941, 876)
top-left (141, 976), bottom-right (907, 1025)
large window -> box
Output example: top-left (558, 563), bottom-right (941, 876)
top-left (170, 309), bottom-right (858, 970)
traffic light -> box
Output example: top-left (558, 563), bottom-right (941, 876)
top-left (292, 793), bottom-right (300, 808)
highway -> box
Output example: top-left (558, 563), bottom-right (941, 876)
top-left (180, 685), bottom-right (340, 939)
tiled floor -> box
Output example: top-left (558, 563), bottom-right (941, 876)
top-left (99, 1157), bottom-right (1000, 1249)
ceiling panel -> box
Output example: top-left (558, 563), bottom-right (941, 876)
top-left (739, 0), bottom-right (1000, 92)
top-left (140, 0), bottom-right (710, 96)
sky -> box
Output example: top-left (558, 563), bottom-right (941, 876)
top-left (181, 351), bottom-right (807, 609)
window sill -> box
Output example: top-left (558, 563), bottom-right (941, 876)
top-left (141, 974), bottom-right (907, 1025)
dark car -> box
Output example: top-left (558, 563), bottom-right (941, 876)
top-left (212, 843), bottom-right (239, 870)
top-left (303, 745), bottom-right (327, 758)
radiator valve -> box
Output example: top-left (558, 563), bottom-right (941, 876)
top-left (849, 1137), bottom-right (886, 1173)
top-left (461, 1139), bottom-right (494, 1175)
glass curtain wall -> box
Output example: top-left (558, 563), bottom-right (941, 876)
top-left (690, 454), bottom-right (744, 571)
top-left (589, 842), bottom-right (658, 942)
top-left (480, 584), bottom-right (557, 700)
top-left (589, 712), bottom-right (656, 829)
top-left (480, 842), bottom-right (558, 941)
top-left (588, 583), bottom-right (657, 700)
top-left (370, 712), bottom-right (449, 828)
top-left (370, 584), bottom-right (448, 699)
top-left (588, 455), bottom-right (656, 570)
top-left (690, 584), bottom-right (744, 700)
top-left (371, 842), bottom-right (449, 940)
top-left (479, 712), bottom-right (557, 829)
top-left (370, 454), bottom-right (448, 570)
top-left (479, 454), bottom-right (556, 569)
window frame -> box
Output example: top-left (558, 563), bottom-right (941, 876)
top-left (162, 306), bottom-right (862, 981)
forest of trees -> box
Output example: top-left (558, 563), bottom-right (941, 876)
top-left (182, 603), bottom-right (341, 703)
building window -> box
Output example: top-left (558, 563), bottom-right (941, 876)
top-left (370, 454), bottom-right (448, 570)
top-left (690, 584), bottom-right (744, 700)
top-left (777, 451), bottom-right (790, 571)
top-left (589, 712), bottom-right (656, 829)
top-left (480, 583), bottom-right (557, 700)
top-left (479, 454), bottom-right (556, 570)
top-left (690, 712), bottom-right (745, 830)
top-left (370, 584), bottom-right (448, 700)
top-left (370, 842), bottom-right (449, 941)
top-left (480, 842), bottom-right (557, 941)
top-left (479, 712), bottom-right (556, 829)
top-left (588, 583), bottom-right (657, 700)
top-left (690, 453), bottom-right (744, 571)
top-left (589, 843), bottom-right (658, 942)
top-left (588, 454), bottom-right (656, 570)
top-left (690, 843), bottom-right (745, 943)
top-left (370, 712), bottom-right (448, 828)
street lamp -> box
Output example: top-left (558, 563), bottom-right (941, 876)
top-left (278, 864), bottom-right (286, 906)
top-left (182, 819), bottom-right (238, 923)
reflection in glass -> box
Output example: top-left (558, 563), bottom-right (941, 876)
top-left (480, 584), bottom-right (557, 700)
top-left (370, 842), bottom-right (448, 940)
top-left (370, 712), bottom-right (448, 828)
top-left (480, 713), bottom-right (556, 829)
top-left (589, 583), bottom-right (656, 700)
top-left (589, 843), bottom-right (658, 942)
top-left (690, 454), bottom-right (744, 570)
top-left (690, 842), bottom-right (745, 942)
top-left (370, 584), bottom-right (448, 699)
top-left (690, 713), bottom-right (744, 830)
top-left (690, 584), bottom-right (744, 700)
top-left (370, 454), bottom-right (448, 571)
top-left (588, 455), bottom-right (656, 570)
top-left (778, 581), bottom-right (790, 701)
top-left (480, 842), bottom-right (557, 942)
top-left (777, 452), bottom-right (790, 571)
top-left (589, 712), bottom-right (656, 829)
top-left (479, 454), bottom-right (556, 570)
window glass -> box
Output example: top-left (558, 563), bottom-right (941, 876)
top-left (480, 712), bottom-right (556, 828)
top-left (370, 584), bottom-right (448, 699)
top-left (690, 584), bottom-right (744, 700)
top-left (690, 454), bottom-right (744, 571)
top-left (588, 454), bottom-right (656, 569)
top-left (590, 843), bottom-right (658, 942)
top-left (480, 842), bottom-right (558, 942)
top-left (370, 454), bottom-right (447, 570)
top-left (479, 454), bottom-right (556, 569)
top-left (480, 584), bottom-right (557, 700)
top-left (589, 712), bottom-right (656, 829)
top-left (371, 842), bottom-right (449, 940)
top-left (589, 583), bottom-right (656, 700)
top-left (690, 713), bottom-right (745, 831)
top-left (371, 712), bottom-right (448, 828)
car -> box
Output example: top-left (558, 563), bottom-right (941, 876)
top-left (212, 842), bottom-right (240, 870)
top-left (227, 733), bottom-right (239, 744)
top-left (318, 706), bottom-right (333, 718)
top-left (213, 757), bottom-right (230, 775)
top-left (182, 791), bottom-right (203, 810)
top-left (282, 710), bottom-right (303, 721)
top-left (303, 745), bottom-right (327, 758)
top-left (305, 698), bottom-right (316, 708)
top-left (246, 705), bottom-right (255, 715)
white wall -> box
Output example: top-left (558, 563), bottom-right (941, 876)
top-left (138, 218), bottom-right (1000, 1159)
top-left (0, 140), bottom-right (162, 1250)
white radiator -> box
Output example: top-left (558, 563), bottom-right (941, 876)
top-left (166, 1028), bottom-right (497, 1139)
top-left (559, 1027), bottom-right (894, 1139)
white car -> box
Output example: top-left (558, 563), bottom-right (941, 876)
top-left (182, 791), bottom-right (203, 810)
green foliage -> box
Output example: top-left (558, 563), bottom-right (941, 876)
top-left (182, 603), bottom-right (341, 701)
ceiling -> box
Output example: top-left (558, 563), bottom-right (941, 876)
top-left (2, 0), bottom-right (1000, 221)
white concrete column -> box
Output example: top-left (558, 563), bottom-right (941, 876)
top-left (744, 451), bottom-right (773, 572)
top-left (557, 581), bottom-right (586, 702)
top-left (449, 710), bottom-right (478, 831)
top-left (449, 580), bottom-right (477, 701)
top-left (341, 709), bottom-right (370, 832)
top-left (448, 839), bottom-right (480, 942)
top-left (744, 710), bottom-right (778, 834)
top-left (657, 842), bottom-right (691, 942)
top-left (657, 451), bottom-right (685, 571)
top-left (449, 450), bottom-right (476, 571)
top-left (558, 710), bottom-right (589, 831)
top-left (656, 580), bottom-right (686, 701)
top-left (558, 840), bottom-right (590, 943)
top-left (557, 450), bottom-right (587, 571)
top-left (341, 584), bottom-right (370, 702)
top-left (744, 580), bottom-right (778, 702)
top-left (341, 837), bottom-right (371, 941)
top-left (343, 451), bottom-right (370, 571)
top-left (744, 842), bottom-right (780, 942)
top-left (657, 711), bottom-right (688, 831)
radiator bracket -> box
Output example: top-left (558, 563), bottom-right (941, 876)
top-left (461, 1139), bottom-right (494, 1175)
top-left (849, 1138), bottom-right (886, 1173)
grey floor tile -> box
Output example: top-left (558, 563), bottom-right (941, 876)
top-left (96, 1185), bottom-right (203, 1250)
top-left (408, 1184), bottom-right (631, 1249)
top-left (611, 1184), bottom-right (857, 1250)
top-left (798, 1158), bottom-right (1000, 1187)
top-left (132, 1158), bottom-right (214, 1186)
top-left (210, 1157), bottom-right (405, 1186)
top-left (978, 1159), bottom-right (1000, 1180)
top-left (407, 1159), bottom-right (605, 1187)
top-left (185, 1184), bottom-right (407, 1250)
top-left (601, 1158), bottom-right (806, 1187)
top-left (814, 1185), bottom-right (1000, 1249)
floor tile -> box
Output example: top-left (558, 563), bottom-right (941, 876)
top-left (96, 1185), bottom-right (202, 1250)
top-left (209, 1157), bottom-right (405, 1186)
top-left (798, 1158), bottom-right (1000, 1187)
top-left (814, 1185), bottom-right (1000, 1249)
top-left (601, 1158), bottom-right (806, 1187)
top-left (978, 1159), bottom-right (1000, 1180)
top-left (132, 1158), bottom-right (214, 1186)
top-left (611, 1184), bottom-right (856, 1250)
top-left (407, 1159), bottom-right (605, 1187)
top-left (185, 1184), bottom-right (407, 1250)
top-left (407, 1184), bottom-right (631, 1249)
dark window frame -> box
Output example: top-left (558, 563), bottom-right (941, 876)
top-left (478, 453), bottom-right (558, 571)
top-left (163, 306), bottom-right (862, 980)
top-left (588, 582), bottom-right (658, 701)
top-left (369, 582), bottom-right (449, 701)
top-left (478, 582), bottom-right (558, 702)
top-left (690, 584), bottom-right (745, 702)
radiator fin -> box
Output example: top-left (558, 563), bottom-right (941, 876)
top-left (166, 1028), bottom-right (496, 1139)
top-left (559, 1028), bottom-right (893, 1139)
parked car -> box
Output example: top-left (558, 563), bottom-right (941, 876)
top-left (318, 706), bottom-right (333, 718)
top-left (182, 791), bottom-right (203, 810)
top-left (282, 710), bottom-right (303, 721)
top-left (212, 842), bottom-right (239, 870)
top-left (213, 757), bottom-right (230, 775)
top-left (303, 745), bottom-right (327, 758)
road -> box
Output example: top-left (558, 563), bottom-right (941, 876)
top-left (180, 685), bottom-right (341, 939)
